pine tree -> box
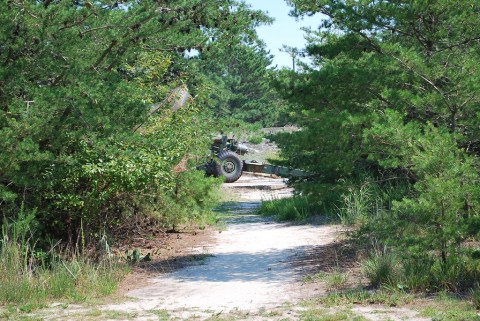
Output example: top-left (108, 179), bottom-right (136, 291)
top-left (0, 0), bottom-right (269, 242)
top-left (275, 0), bottom-right (480, 289)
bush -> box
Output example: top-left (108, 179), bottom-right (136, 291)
top-left (0, 0), bottom-right (243, 246)
top-left (362, 112), bottom-right (480, 291)
top-left (148, 170), bottom-right (222, 231)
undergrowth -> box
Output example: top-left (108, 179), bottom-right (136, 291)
top-left (258, 196), bottom-right (323, 222)
top-left (303, 270), bottom-right (349, 291)
top-left (317, 288), bottom-right (415, 307)
top-left (0, 207), bottom-right (127, 311)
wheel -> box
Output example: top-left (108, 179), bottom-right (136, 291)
top-left (216, 151), bottom-right (243, 183)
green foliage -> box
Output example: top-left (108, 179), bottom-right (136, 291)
top-left (0, 0), bottom-right (268, 244)
top-left (211, 117), bottom-right (264, 142)
top-left (419, 292), bottom-right (480, 321)
top-left (336, 183), bottom-right (373, 226)
top-left (125, 249), bottom-right (151, 263)
top-left (298, 308), bottom-right (356, 321)
top-left (363, 112), bottom-right (480, 290)
top-left (0, 214), bottom-right (126, 307)
top-left (258, 196), bottom-right (322, 222)
top-left (470, 284), bottom-right (480, 309)
top-left (197, 41), bottom-right (288, 126)
top-left (247, 134), bottom-right (264, 145)
top-left (147, 170), bottom-right (222, 230)
top-left (304, 270), bottom-right (349, 292)
top-left (318, 288), bottom-right (414, 307)
top-left (363, 251), bottom-right (402, 289)
top-left (276, 0), bottom-right (480, 292)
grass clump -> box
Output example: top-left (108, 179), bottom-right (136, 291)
top-left (470, 283), bottom-right (480, 309)
top-left (322, 271), bottom-right (349, 291)
top-left (303, 270), bottom-right (348, 291)
top-left (336, 184), bottom-right (373, 226)
top-left (0, 240), bottom-right (126, 307)
top-left (419, 292), bottom-right (480, 321)
top-left (258, 196), bottom-right (322, 222)
top-left (361, 247), bottom-right (480, 293)
top-left (149, 309), bottom-right (170, 321)
top-left (299, 308), bottom-right (355, 321)
top-left (319, 288), bottom-right (414, 307)
top-left (362, 250), bottom-right (402, 288)
top-left (0, 209), bottom-right (127, 310)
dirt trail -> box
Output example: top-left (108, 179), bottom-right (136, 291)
top-left (37, 174), bottom-right (431, 321)
top-left (101, 175), bottom-right (340, 319)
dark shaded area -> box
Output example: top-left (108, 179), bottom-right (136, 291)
top-left (290, 239), bottom-right (361, 276)
top-left (136, 253), bottom-right (216, 275)
top-left (138, 248), bottom-right (295, 282)
top-left (135, 240), bottom-right (361, 283)
top-left (215, 201), bottom-right (271, 224)
top-left (111, 215), bottom-right (169, 249)
top-left (215, 201), bottom-right (261, 214)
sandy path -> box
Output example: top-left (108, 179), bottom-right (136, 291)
top-left (33, 174), bottom-right (433, 321)
top-left (100, 175), bottom-right (340, 319)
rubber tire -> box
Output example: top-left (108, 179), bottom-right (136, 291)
top-left (216, 151), bottom-right (243, 183)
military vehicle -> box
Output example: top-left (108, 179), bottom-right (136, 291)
top-left (145, 86), bottom-right (307, 183)
top-left (200, 134), bottom-right (308, 183)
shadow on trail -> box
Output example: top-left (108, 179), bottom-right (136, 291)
top-left (140, 245), bottom-right (320, 282)
top-left (139, 240), bottom-right (358, 283)
top-left (290, 239), bottom-right (359, 275)
top-left (215, 201), bottom-right (261, 213)
top-left (214, 201), bottom-right (274, 224)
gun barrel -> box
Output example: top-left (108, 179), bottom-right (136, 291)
top-left (242, 161), bottom-right (309, 178)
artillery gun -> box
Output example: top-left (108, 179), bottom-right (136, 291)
top-left (144, 86), bottom-right (308, 183)
top-left (203, 135), bottom-right (248, 183)
top-left (201, 135), bottom-right (308, 183)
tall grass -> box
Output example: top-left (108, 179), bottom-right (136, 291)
top-left (362, 249), bottom-right (403, 288)
top-left (0, 243), bottom-right (125, 306)
top-left (336, 180), bottom-right (480, 292)
top-left (336, 184), bottom-right (373, 225)
top-left (470, 283), bottom-right (480, 308)
top-left (335, 179), bottom-right (397, 226)
top-left (0, 207), bottom-right (127, 308)
top-left (363, 248), bottom-right (480, 293)
top-left (258, 196), bottom-right (321, 222)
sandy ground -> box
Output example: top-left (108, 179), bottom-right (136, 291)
top-left (98, 175), bottom-right (341, 319)
top-left (30, 174), bottom-right (433, 321)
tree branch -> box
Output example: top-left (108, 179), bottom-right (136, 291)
top-left (91, 40), bottom-right (118, 69)
top-left (389, 53), bottom-right (452, 111)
